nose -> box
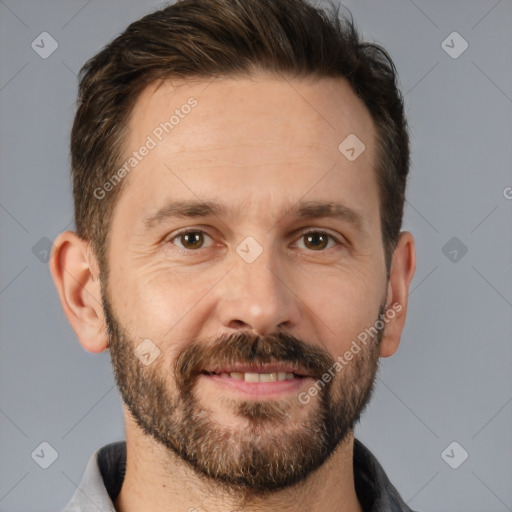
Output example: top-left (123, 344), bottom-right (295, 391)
top-left (217, 246), bottom-right (301, 336)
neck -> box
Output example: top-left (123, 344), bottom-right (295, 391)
top-left (114, 412), bottom-right (363, 512)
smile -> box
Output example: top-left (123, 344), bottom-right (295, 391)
top-left (203, 370), bottom-right (304, 382)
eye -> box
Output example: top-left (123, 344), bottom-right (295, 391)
top-left (169, 229), bottom-right (214, 251)
top-left (294, 230), bottom-right (341, 251)
top-left (167, 228), bottom-right (342, 253)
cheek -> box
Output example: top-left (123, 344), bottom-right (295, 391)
top-left (303, 269), bottom-right (382, 354)
top-left (118, 264), bottom-right (217, 339)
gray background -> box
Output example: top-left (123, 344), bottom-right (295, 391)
top-left (1, 0), bottom-right (511, 511)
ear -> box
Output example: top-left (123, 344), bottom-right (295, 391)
top-left (49, 231), bottom-right (108, 353)
top-left (379, 231), bottom-right (416, 358)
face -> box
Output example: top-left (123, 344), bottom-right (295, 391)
top-left (102, 74), bottom-right (389, 496)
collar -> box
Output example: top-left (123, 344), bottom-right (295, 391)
top-left (62, 439), bottom-right (416, 512)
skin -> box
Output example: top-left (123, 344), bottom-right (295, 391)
top-left (50, 73), bottom-right (416, 512)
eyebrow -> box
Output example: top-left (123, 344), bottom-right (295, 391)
top-left (142, 199), bottom-right (368, 236)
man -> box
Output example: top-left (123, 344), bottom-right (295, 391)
top-left (51, 0), bottom-right (417, 510)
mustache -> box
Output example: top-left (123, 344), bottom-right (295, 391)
top-left (174, 331), bottom-right (335, 391)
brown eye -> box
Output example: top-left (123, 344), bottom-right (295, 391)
top-left (171, 230), bottom-right (212, 250)
top-left (297, 231), bottom-right (339, 251)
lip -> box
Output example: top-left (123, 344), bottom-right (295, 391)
top-left (199, 372), bottom-right (314, 399)
top-left (203, 362), bottom-right (309, 377)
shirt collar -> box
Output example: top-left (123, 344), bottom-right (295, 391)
top-left (353, 438), bottom-right (417, 511)
top-left (63, 439), bottom-right (415, 512)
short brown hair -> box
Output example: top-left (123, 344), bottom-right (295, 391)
top-left (71, 0), bottom-right (409, 277)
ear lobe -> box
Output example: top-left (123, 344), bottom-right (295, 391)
top-left (379, 231), bottom-right (416, 358)
top-left (49, 231), bottom-right (108, 353)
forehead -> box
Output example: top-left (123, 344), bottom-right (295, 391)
top-left (128, 74), bottom-right (375, 154)
top-left (115, 73), bottom-right (379, 234)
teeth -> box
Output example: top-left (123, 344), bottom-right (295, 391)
top-left (242, 371), bottom-right (297, 382)
top-left (210, 371), bottom-right (300, 381)
top-left (244, 372), bottom-right (260, 383)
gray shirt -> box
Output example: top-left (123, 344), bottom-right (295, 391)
top-left (62, 439), bottom-right (417, 511)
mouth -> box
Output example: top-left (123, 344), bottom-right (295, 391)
top-left (202, 370), bottom-right (306, 382)
top-left (201, 362), bottom-right (308, 381)
top-left (199, 362), bottom-right (312, 398)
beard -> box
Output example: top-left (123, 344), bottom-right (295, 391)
top-left (101, 280), bottom-right (384, 500)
